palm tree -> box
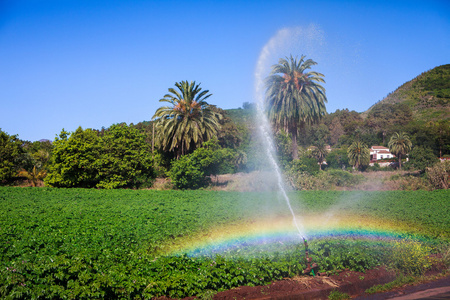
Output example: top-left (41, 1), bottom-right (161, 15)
top-left (388, 132), bottom-right (412, 170)
top-left (152, 81), bottom-right (222, 159)
top-left (347, 141), bottom-right (370, 170)
top-left (265, 55), bottom-right (327, 160)
top-left (17, 166), bottom-right (47, 187)
top-left (311, 141), bottom-right (328, 170)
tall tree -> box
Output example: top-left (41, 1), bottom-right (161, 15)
top-left (96, 124), bottom-right (155, 189)
top-left (0, 129), bottom-right (24, 183)
top-left (347, 140), bottom-right (370, 170)
top-left (152, 81), bottom-right (222, 158)
top-left (388, 131), bottom-right (412, 170)
top-left (265, 55), bottom-right (327, 159)
top-left (45, 127), bottom-right (100, 188)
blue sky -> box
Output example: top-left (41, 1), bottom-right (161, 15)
top-left (1, 0), bottom-right (449, 141)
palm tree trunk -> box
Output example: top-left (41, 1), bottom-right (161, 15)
top-left (398, 154), bottom-right (402, 170)
top-left (291, 130), bottom-right (298, 160)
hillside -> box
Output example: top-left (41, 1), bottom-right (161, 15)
top-left (363, 64), bottom-right (450, 121)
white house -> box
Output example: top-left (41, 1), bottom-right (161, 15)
top-left (370, 146), bottom-right (395, 163)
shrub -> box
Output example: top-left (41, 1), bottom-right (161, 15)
top-left (286, 168), bottom-right (364, 190)
top-left (169, 139), bottom-right (237, 189)
top-left (388, 239), bottom-right (433, 276)
top-left (288, 156), bottom-right (320, 176)
top-left (317, 169), bottom-right (364, 187)
top-left (169, 155), bottom-right (209, 189)
top-left (427, 160), bottom-right (449, 189)
top-left (285, 156), bottom-right (321, 190)
top-left (388, 173), bottom-right (431, 191)
top-left (328, 290), bottom-right (351, 300)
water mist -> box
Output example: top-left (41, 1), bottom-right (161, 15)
top-left (253, 27), bottom-right (320, 240)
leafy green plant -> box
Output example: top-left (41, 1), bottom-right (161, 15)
top-left (328, 290), bottom-right (351, 300)
top-left (365, 274), bottom-right (416, 294)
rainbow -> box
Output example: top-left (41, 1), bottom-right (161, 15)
top-left (169, 214), bottom-right (422, 256)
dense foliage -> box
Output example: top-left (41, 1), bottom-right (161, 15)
top-left (45, 125), bottom-right (155, 188)
top-left (169, 139), bottom-right (236, 189)
top-left (0, 130), bottom-right (25, 182)
top-left (1, 188), bottom-right (448, 298)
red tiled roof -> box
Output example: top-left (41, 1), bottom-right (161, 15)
top-left (371, 146), bottom-right (389, 150)
top-left (377, 150), bottom-right (391, 154)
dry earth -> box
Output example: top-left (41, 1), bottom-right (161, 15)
top-left (157, 264), bottom-right (449, 300)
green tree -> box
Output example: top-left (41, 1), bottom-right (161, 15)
top-left (0, 129), bottom-right (24, 183)
top-left (366, 103), bottom-right (413, 144)
top-left (45, 127), bottom-right (100, 188)
top-left (326, 147), bottom-right (351, 170)
top-left (96, 124), bottom-right (155, 189)
top-left (152, 81), bottom-right (222, 158)
top-left (215, 108), bottom-right (243, 149)
top-left (388, 131), bottom-right (412, 170)
top-left (265, 55), bottom-right (327, 159)
top-left (347, 141), bottom-right (370, 170)
top-left (407, 146), bottom-right (438, 172)
top-left (274, 130), bottom-right (293, 169)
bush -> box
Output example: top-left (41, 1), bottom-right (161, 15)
top-left (286, 169), bottom-right (364, 190)
top-left (328, 290), bottom-right (351, 300)
top-left (427, 160), bottom-right (449, 189)
top-left (285, 156), bottom-right (321, 190)
top-left (169, 140), bottom-right (237, 189)
top-left (169, 155), bottom-right (209, 189)
top-left (288, 156), bottom-right (320, 176)
top-left (388, 239), bottom-right (433, 276)
top-left (318, 169), bottom-right (364, 187)
top-left (388, 173), bottom-right (431, 191)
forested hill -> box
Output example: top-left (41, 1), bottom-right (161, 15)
top-left (363, 64), bottom-right (450, 122)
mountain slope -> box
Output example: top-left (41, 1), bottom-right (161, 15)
top-left (363, 64), bottom-right (450, 121)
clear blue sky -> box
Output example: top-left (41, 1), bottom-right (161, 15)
top-left (1, 0), bottom-right (449, 141)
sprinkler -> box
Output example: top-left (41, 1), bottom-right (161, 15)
top-left (302, 238), bottom-right (318, 276)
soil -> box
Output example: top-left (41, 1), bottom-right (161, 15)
top-left (208, 267), bottom-right (397, 300)
top-left (156, 265), bottom-right (449, 300)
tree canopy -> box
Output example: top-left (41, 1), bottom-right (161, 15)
top-left (45, 125), bottom-right (155, 188)
top-left (347, 141), bottom-right (370, 170)
top-left (0, 129), bottom-right (24, 182)
top-left (265, 55), bottom-right (327, 159)
top-left (388, 131), bottom-right (412, 170)
top-left (152, 81), bottom-right (222, 158)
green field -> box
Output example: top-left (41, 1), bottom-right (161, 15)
top-left (1, 188), bottom-right (449, 299)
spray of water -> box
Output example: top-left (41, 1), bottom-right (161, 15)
top-left (253, 27), bottom-right (324, 240)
